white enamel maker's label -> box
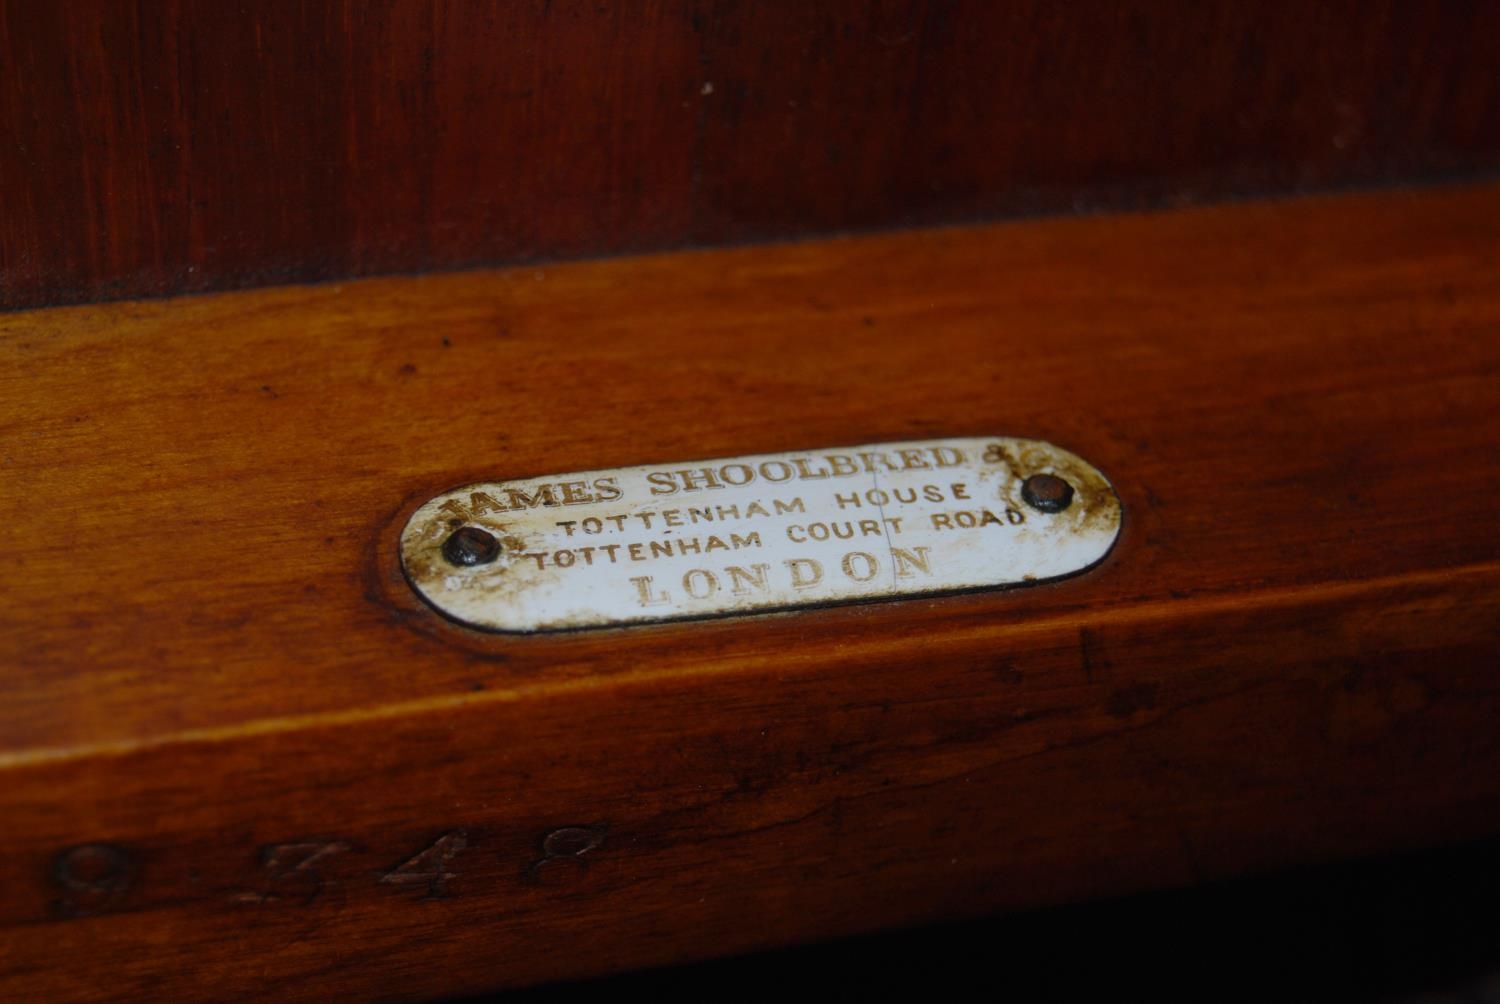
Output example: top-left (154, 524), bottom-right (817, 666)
top-left (400, 437), bottom-right (1121, 632)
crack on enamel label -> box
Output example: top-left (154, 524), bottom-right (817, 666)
top-left (400, 437), bottom-right (1122, 633)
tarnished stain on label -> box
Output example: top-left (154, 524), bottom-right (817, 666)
top-left (400, 437), bottom-right (1122, 632)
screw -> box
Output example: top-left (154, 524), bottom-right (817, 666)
top-left (442, 526), bottom-right (501, 567)
top-left (1021, 473), bottom-right (1074, 513)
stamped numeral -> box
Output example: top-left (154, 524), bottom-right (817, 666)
top-left (235, 840), bottom-right (351, 904)
top-left (526, 825), bottom-right (605, 885)
top-left (46, 821), bottom-right (613, 917)
top-left (52, 844), bottom-right (135, 918)
top-left (380, 831), bottom-right (468, 899)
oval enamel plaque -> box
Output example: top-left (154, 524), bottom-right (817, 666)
top-left (400, 437), bottom-right (1122, 632)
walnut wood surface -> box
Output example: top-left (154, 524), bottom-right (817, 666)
top-left (5, 0), bottom-right (1500, 310)
top-left (1, 184), bottom-right (1499, 1000)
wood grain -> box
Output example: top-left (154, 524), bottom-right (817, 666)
top-left (4, 0), bottom-right (1500, 310)
top-left (1, 183), bottom-right (1499, 1000)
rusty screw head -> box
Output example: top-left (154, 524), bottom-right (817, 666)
top-left (442, 526), bottom-right (501, 567)
top-left (1021, 473), bottom-right (1074, 513)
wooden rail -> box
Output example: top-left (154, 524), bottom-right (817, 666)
top-left (1, 183), bottom-right (1498, 1000)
